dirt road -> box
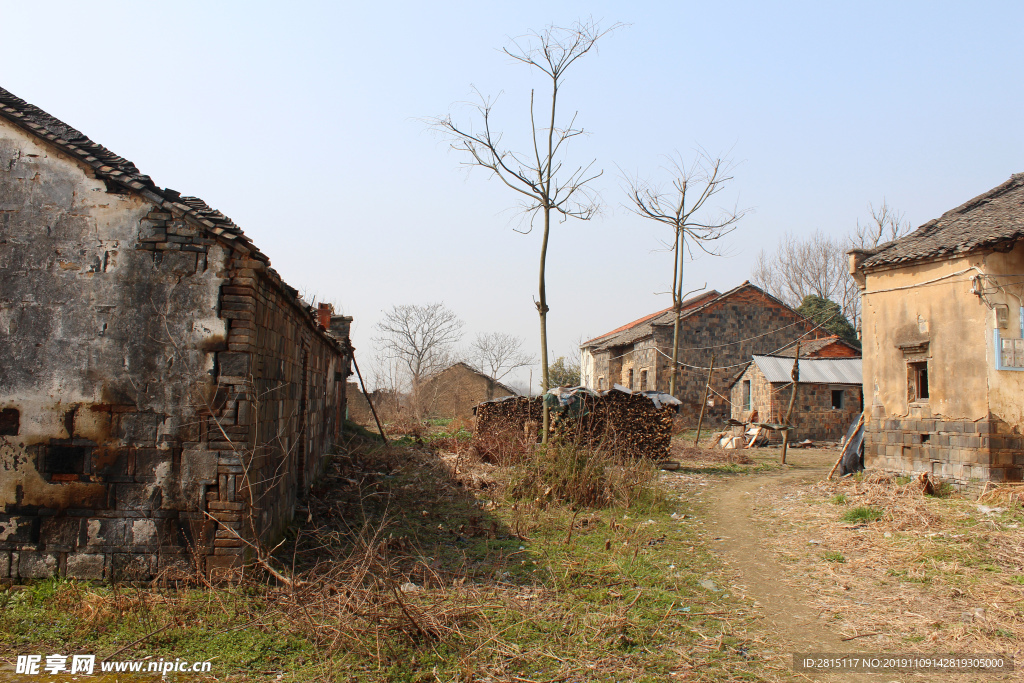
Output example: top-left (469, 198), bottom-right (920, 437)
top-left (704, 450), bottom-right (880, 682)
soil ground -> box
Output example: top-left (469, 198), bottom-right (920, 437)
top-left (661, 443), bottom-right (1023, 683)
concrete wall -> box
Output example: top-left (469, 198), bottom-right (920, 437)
top-left (857, 244), bottom-right (1024, 488)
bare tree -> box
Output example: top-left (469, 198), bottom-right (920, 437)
top-left (752, 199), bottom-right (913, 329)
top-left (373, 303), bottom-right (464, 412)
top-left (430, 19), bottom-right (620, 441)
top-left (854, 198), bottom-right (912, 248)
top-left (752, 229), bottom-right (852, 314)
top-left (623, 151), bottom-right (749, 396)
top-left (469, 332), bottom-right (536, 381)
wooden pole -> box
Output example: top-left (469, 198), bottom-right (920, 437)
top-left (694, 354), bottom-right (716, 447)
top-left (780, 342), bottom-right (800, 465)
top-left (352, 355), bottom-right (387, 442)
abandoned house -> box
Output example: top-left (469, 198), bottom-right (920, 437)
top-left (579, 282), bottom-right (827, 420)
top-left (728, 355), bottom-right (863, 441)
top-left (419, 362), bottom-right (517, 420)
top-left (0, 87), bottom-right (353, 581)
top-left (851, 172), bottom-right (1024, 489)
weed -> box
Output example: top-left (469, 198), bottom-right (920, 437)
top-left (822, 551), bottom-right (846, 563)
top-left (830, 494), bottom-right (848, 505)
top-left (842, 506), bottom-right (883, 523)
top-left (1010, 575), bottom-right (1024, 585)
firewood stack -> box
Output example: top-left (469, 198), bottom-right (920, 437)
top-left (592, 389), bottom-right (676, 458)
top-left (474, 396), bottom-right (543, 438)
top-left (474, 390), bottom-right (678, 459)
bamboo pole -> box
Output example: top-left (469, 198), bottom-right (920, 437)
top-left (694, 354), bottom-right (716, 446)
top-left (780, 342), bottom-right (800, 465)
top-left (352, 355), bottom-right (387, 442)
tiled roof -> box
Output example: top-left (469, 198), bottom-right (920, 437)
top-left (0, 86), bottom-right (266, 264)
top-left (775, 335), bottom-right (860, 358)
top-left (857, 173), bottom-right (1024, 270)
top-left (583, 282), bottom-right (802, 352)
top-left (582, 291), bottom-right (719, 351)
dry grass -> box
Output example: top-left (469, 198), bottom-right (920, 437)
top-left (750, 470), bottom-right (1024, 663)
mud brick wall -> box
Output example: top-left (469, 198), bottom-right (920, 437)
top-left (420, 364), bottom-right (516, 420)
top-left (0, 114), bottom-right (349, 582)
top-left (864, 408), bottom-right (1023, 492)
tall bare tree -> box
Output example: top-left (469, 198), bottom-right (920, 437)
top-left (623, 151), bottom-right (748, 396)
top-left (752, 199), bottom-right (912, 329)
top-left (469, 332), bottom-right (536, 382)
top-left (430, 20), bottom-right (620, 441)
top-left (373, 303), bottom-right (464, 412)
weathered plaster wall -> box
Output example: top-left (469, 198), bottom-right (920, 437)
top-left (0, 117), bottom-right (350, 580)
top-left (859, 245), bottom-right (1024, 487)
top-left (0, 119), bottom-right (226, 580)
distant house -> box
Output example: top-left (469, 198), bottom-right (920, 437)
top-left (773, 335), bottom-right (861, 359)
top-left (579, 282), bottom-right (826, 420)
top-left (419, 363), bottom-right (517, 420)
top-left (729, 355), bottom-right (863, 441)
top-left (851, 173), bottom-right (1024, 489)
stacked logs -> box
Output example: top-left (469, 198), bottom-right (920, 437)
top-left (474, 390), bottom-right (677, 459)
top-left (475, 395), bottom-right (542, 438)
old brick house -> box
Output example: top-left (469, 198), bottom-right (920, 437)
top-left (579, 283), bottom-right (826, 420)
top-left (0, 87), bottom-right (352, 580)
top-left (419, 362), bottom-right (517, 420)
top-left (729, 354), bottom-right (863, 441)
top-left (851, 173), bottom-right (1024, 489)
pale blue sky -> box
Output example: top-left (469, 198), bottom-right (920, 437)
top-left (3, 1), bottom-right (1021, 388)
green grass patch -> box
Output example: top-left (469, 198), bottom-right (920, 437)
top-left (0, 439), bottom-right (777, 682)
top-left (822, 551), bottom-right (846, 563)
top-left (842, 506), bottom-right (883, 523)
top-left (830, 494), bottom-right (848, 505)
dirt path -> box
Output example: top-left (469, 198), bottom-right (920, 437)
top-left (705, 451), bottom-right (878, 682)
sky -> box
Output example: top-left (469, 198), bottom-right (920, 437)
top-left (3, 1), bottom-right (1022, 390)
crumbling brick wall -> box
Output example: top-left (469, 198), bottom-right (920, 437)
top-left (0, 109), bottom-right (349, 581)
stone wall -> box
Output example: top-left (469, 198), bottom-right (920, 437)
top-left (864, 408), bottom-right (1023, 491)
top-left (729, 364), bottom-right (862, 441)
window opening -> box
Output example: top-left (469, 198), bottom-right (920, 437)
top-left (0, 408), bottom-right (19, 436)
top-left (831, 390), bottom-right (844, 410)
top-left (908, 361), bottom-right (929, 402)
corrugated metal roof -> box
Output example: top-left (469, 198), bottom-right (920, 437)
top-left (752, 355), bottom-right (862, 385)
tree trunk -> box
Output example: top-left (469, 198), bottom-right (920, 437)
top-left (538, 204), bottom-right (551, 443)
top-left (780, 342), bottom-right (800, 464)
top-left (669, 230), bottom-right (685, 397)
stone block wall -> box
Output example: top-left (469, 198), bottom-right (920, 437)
top-left (864, 408), bottom-right (1024, 492)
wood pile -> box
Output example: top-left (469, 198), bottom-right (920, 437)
top-left (474, 396), bottom-right (542, 438)
top-left (474, 390), bottom-right (678, 459)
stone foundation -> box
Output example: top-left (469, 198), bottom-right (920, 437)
top-left (863, 406), bottom-right (1024, 492)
